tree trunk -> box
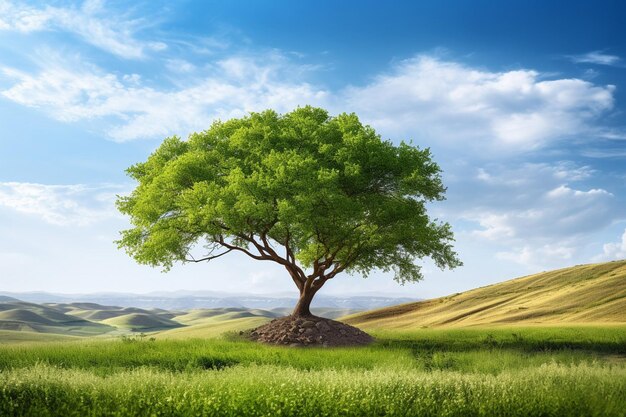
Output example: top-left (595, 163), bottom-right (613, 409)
top-left (292, 288), bottom-right (316, 317)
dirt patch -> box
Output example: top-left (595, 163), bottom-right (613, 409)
top-left (248, 315), bottom-right (374, 347)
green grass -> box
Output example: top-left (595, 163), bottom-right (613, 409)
top-left (0, 326), bottom-right (625, 416)
top-left (3, 362), bottom-right (624, 417)
top-left (0, 330), bottom-right (82, 344)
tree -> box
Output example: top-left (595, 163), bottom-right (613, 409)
top-left (116, 106), bottom-right (461, 317)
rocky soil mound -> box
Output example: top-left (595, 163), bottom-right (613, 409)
top-left (249, 315), bottom-right (374, 347)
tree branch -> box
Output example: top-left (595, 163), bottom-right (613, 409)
top-left (218, 236), bottom-right (269, 261)
top-left (285, 230), bottom-right (294, 264)
top-left (185, 249), bottom-right (233, 263)
top-left (218, 233), bottom-right (307, 289)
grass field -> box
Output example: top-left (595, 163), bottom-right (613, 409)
top-left (1, 326), bottom-right (625, 416)
top-left (2, 261), bottom-right (625, 415)
top-left (345, 260), bottom-right (626, 328)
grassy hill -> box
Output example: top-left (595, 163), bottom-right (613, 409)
top-left (0, 301), bottom-right (115, 335)
top-left (101, 313), bottom-right (183, 332)
top-left (4, 260), bottom-right (624, 340)
top-left (155, 316), bottom-right (270, 339)
top-left (174, 308), bottom-right (278, 324)
top-left (344, 260), bottom-right (626, 329)
top-left (155, 308), bottom-right (279, 338)
top-left (0, 301), bottom-right (280, 339)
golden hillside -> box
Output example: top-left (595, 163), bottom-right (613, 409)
top-left (343, 260), bottom-right (626, 328)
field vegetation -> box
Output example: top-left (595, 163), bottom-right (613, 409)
top-left (345, 260), bottom-right (626, 328)
top-left (1, 326), bottom-right (624, 416)
top-left (2, 261), bottom-right (625, 415)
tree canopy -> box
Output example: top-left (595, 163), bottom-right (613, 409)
top-left (116, 106), bottom-right (461, 316)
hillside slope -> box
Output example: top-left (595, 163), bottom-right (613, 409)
top-left (344, 260), bottom-right (626, 329)
top-left (0, 301), bottom-right (115, 335)
top-left (102, 313), bottom-right (182, 331)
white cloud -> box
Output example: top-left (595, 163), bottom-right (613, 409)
top-left (470, 184), bottom-right (614, 242)
top-left (472, 214), bottom-right (515, 240)
top-left (446, 161), bottom-right (621, 269)
top-left (344, 56), bottom-right (615, 151)
top-left (497, 244), bottom-right (575, 269)
top-left (475, 162), bottom-right (594, 186)
top-left (1, 52), bottom-right (330, 141)
top-left (1, 63), bottom-right (124, 122)
top-left (594, 229), bottom-right (626, 261)
top-left (581, 149), bottom-right (626, 158)
top-left (567, 51), bottom-right (621, 66)
top-left (0, 182), bottom-right (123, 226)
top-left (0, 0), bottom-right (162, 58)
top-left (597, 130), bottom-right (626, 140)
top-left (0, 1), bottom-right (49, 32)
top-left (0, 54), bottom-right (616, 147)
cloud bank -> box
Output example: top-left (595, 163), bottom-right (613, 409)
top-left (0, 182), bottom-right (123, 226)
top-left (345, 56), bottom-right (614, 151)
top-left (444, 162), bottom-right (622, 269)
top-left (0, 53), bottom-right (616, 150)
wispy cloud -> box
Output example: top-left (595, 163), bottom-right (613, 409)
top-left (567, 51), bottom-right (622, 66)
top-left (0, 182), bottom-right (124, 226)
top-left (475, 162), bottom-right (594, 186)
top-left (0, 53), bottom-right (617, 150)
top-left (596, 130), bottom-right (626, 140)
top-left (0, 50), bottom-right (330, 141)
top-left (0, 0), bottom-right (164, 59)
top-left (471, 185), bottom-right (614, 242)
top-left (594, 228), bottom-right (626, 261)
top-left (445, 161), bottom-right (622, 269)
top-left (581, 149), bottom-right (626, 158)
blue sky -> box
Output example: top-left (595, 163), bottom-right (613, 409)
top-left (0, 0), bottom-right (625, 297)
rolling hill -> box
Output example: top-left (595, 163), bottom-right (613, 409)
top-left (0, 301), bottom-right (115, 335)
top-left (155, 317), bottom-right (271, 339)
top-left (0, 291), bottom-right (416, 311)
top-left (154, 308), bottom-right (280, 338)
top-left (101, 313), bottom-right (183, 332)
top-left (174, 308), bottom-right (279, 324)
top-left (343, 260), bottom-right (626, 329)
top-left (3, 260), bottom-right (624, 341)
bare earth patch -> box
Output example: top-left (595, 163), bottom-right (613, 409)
top-left (249, 316), bottom-right (374, 347)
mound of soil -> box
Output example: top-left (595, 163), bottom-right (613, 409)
top-left (249, 315), bottom-right (374, 347)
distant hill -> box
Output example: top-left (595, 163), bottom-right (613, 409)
top-left (155, 309), bottom-right (275, 339)
top-left (0, 291), bottom-right (416, 311)
top-left (343, 260), bottom-right (626, 328)
top-left (101, 313), bottom-right (183, 332)
top-left (271, 307), bottom-right (364, 320)
top-left (175, 308), bottom-right (279, 325)
top-left (0, 297), bottom-right (369, 340)
top-left (0, 300), bottom-right (115, 335)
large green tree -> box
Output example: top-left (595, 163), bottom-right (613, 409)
top-left (117, 107), bottom-right (461, 317)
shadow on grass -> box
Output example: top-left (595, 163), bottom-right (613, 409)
top-left (376, 335), bottom-right (626, 355)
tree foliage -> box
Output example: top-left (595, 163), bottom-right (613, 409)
top-left (116, 107), bottom-right (461, 314)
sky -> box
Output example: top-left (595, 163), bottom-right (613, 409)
top-left (0, 0), bottom-right (625, 298)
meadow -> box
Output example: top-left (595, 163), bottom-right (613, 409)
top-left (1, 326), bottom-right (625, 416)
